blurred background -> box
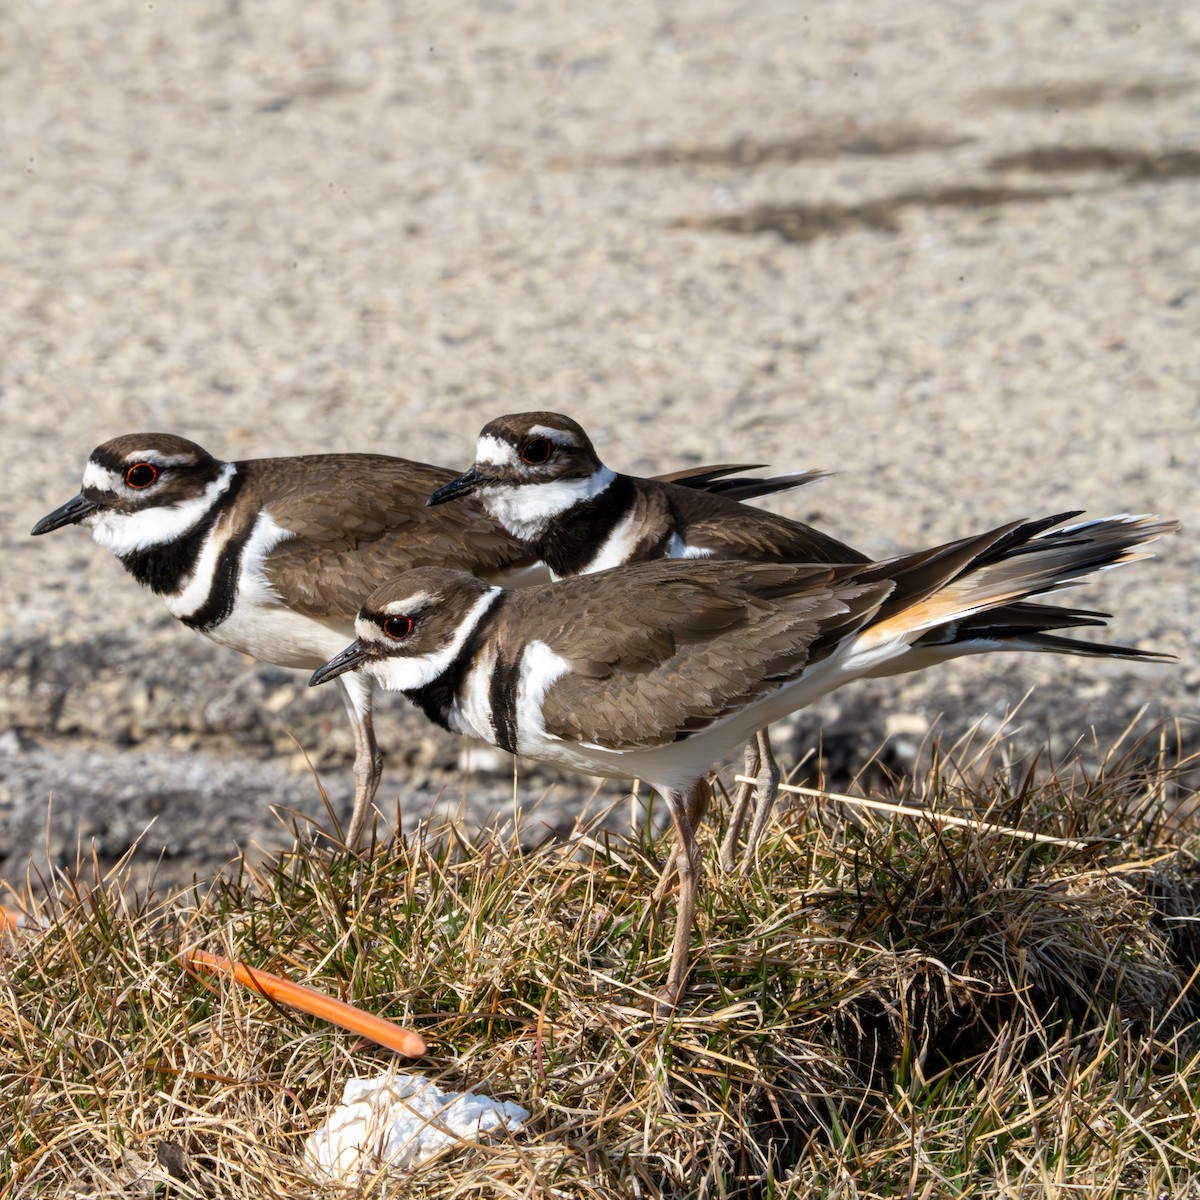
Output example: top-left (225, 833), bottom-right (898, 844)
top-left (1, 0), bottom-right (1195, 887)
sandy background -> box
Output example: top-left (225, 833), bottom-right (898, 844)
top-left (1, 0), bottom-right (1196, 888)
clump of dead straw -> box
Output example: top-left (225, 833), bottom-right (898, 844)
top-left (2, 724), bottom-right (1198, 1198)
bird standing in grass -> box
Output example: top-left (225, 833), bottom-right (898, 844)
top-left (311, 511), bottom-right (1175, 1009)
top-left (425, 411), bottom-right (1173, 875)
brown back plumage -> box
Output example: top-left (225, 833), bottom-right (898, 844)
top-left (511, 561), bottom-right (888, 748)
top-left (637, 475), bottom-right (870, 564)
top-left (245, 455), bottom-right (531, 619)
top-left (253, 452), bottom-right (827, 621)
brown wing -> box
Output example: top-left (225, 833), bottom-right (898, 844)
top-left (654, 479), bottom-right (871, 565)
top-left (528, 511), bottom-right (1172, 750)
top-left (249, 455), bottom-right (532, 620)
top-left (515, 560), bottom-right (889, 750)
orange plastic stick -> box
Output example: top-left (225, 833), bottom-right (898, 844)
top-left (0, 905), bottom-right (45, 931)
top-left (181, 947), bottom-right (426, 1058)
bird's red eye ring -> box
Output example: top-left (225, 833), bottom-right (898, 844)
top-left (125, 463), bottom-right (158, 489)
top-left (520, 437), bottom-right (553, 465)
top-left (382, 615), bottom-right (414, 640)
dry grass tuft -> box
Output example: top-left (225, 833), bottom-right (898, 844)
top-left (2, 725), bottom-right (1199, 1198)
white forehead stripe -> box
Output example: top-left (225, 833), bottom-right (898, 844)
top-left (81, 462), bottom-right (123, 493)
top-left (474, 435), bottom-right (519, 469)
top-left (82, 451), bottom-right (200, 494)
top-left (356, 591), bottom-right (438, 645)
top-left (126, 450), bottom-right (196, 467)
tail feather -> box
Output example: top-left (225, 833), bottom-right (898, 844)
top-left (954, 514), bottom-right (1178, 606)
top-left (857, 513), bottom-right (1178, 656)
top-left (661, 463), bottom-right (828, 502)
top-left (910, 601), bottom-right (1172, 664)
top-left (969, 510), bottom-right (1085, 566)
top-left (914, 600), bottom-right (1112, 644)
top-left (1005, 632), bottom-right (1173, 661)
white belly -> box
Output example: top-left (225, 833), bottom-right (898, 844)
top-left (203, 603), bottom-right (353, 670)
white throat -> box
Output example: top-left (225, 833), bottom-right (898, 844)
top-left (87, 463), bottom-right (238, 557)
top-left (482, 466), bottom-right (616, 541)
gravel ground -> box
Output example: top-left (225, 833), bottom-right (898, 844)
top-left (1, 0), bottom-right (1196, 890)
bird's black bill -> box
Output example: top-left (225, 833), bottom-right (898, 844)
top-left (31, 493), bottom-right (99, 535)
top-left (425, 468), bottom-right (488, 507)
top-left (309, 641), bottom-right (370, 687)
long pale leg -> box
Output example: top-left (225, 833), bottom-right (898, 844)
top-left (718, 738), bottom-right (761, 872)
top-left (336, 673), bottom-right (384, 850)
top-left (718, 728), bottom-right (780, 873)
top-left (738, 728), bottom-right (782, 877)
top-left (656, 780), bottom-right (708, 1014)
top-left (650, 778), bottom-right (711, 910)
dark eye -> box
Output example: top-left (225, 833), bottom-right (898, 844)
top-left (520, 438), bottom-right (553, 465)
top-left (382, 615), bottom-right (414, 640)
top-left (125, 463), bottom-right (158, 489)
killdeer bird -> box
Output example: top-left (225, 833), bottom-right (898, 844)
top-left (426, 412), bottom-right (866, 575)
top-left (30, 433), bottom-right (816, 849)
top-left (309, 511), bottom-right (1176, 1008)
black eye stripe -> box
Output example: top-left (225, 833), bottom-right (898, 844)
top-left (92, 447), bottom-right (133, 474)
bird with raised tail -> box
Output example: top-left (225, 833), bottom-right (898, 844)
top-left (31, 432), bottom-right (818, 848)
top-left (310, 511), bottom-right (1176, 1009)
